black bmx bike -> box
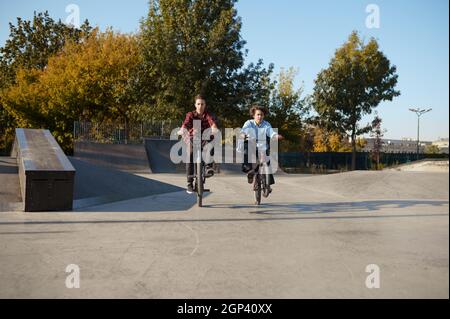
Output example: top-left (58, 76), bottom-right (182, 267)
top-left (244, 136), bottom-right (272, 205)
top-left (252, 149), bottom-right (272, 205)
top-left (188, 138), bottom-right (211, 207)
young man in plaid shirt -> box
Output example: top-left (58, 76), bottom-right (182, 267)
top-left (178, 95), bottom-right (219, 194)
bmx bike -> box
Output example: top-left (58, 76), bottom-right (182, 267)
top-left (188, 138), bottom-right (211, 207)
top-left (243, 136), bottom-right (272, 205)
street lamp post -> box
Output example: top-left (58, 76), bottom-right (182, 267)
top-left (409, 108), bottom-right (432, 160)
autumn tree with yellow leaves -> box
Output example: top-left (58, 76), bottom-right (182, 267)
top-left (1, 29), bottom-right (140, 151)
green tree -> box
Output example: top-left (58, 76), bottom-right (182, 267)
top-left (267, 67), bottom-right (310, 151)
top-left (0, 11), bottom-right (91, 81)
top-left (312, 126), bottom-right (353, 152)
top-left (312, 31), bottom-right (400, 169)
top-left (1, 29), bottom-right (140, 152)
top-left (138, 0), bottom-right (272, 127)
top-left (369, 111), bottom-right (386, 168)
top-left (232, 60), bottom-right (275, 126)
top-left (0, 11), bottom-right (92, 152)
top-left (424, 144), bottom-right (440, 154)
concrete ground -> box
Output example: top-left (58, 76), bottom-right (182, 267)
top-left (388, 159), bottom-right (449, 172)
top-left (0, 167), bottom-right (448, 298)
top-left (0, 157), bottom-right (22, 212)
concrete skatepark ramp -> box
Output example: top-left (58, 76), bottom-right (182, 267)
top-left (0, 155), bottom-right (185, 211)
top-left (388, 159), bottom-right (449, 172)
top-left (2, 130), bottom-right (186, 212)
top-left (74, 139), bottom-right (185, 173)
top-left (70, 157), bottom-right (184, 209)
top-left (0, 165), bottom-right (447, 298)
top-left (1, 135), bottom-right (448, 297)
top-left (0, 157), bottom-right (22, 212)
top-left (144, 139), bottom-right (185, 173)
top-left (74, 141), bottom-right (151, 173)
top-left (145, 139), bottom-right (286, 175)
top-left (75, 139), bottom-right (287, 175)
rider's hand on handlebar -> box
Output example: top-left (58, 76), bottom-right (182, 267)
top-left (177, 128), bottom-right (191, 145)
top-left (242, 134), bottom-right (256, 141)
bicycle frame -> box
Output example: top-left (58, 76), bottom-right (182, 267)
top-left (190, 139), bottom-right (210, 207)
top-left (252, 147), bottom-right (271, 205)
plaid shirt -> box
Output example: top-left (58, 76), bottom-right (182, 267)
top-left (181, 110), bottom-right (217, 137)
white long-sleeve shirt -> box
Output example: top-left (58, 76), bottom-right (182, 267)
top-left (237, 119), bottom-right (277, 152)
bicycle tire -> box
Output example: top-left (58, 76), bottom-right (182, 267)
top-left (197, 160), bottom-right (203, 207)
top-left (254, 174), bottom-right (261, 205)
top-left (262, 174), bottom-right (270, 198)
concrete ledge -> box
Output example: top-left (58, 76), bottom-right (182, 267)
top-left (14, 128), bottom-right (75, 212)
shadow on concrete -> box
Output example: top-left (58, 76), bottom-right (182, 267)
top-left (0, 158), bottom-right (18, 174)
top-left (73, 190), bottom-right (211, 213)
top-left (0, 200), bottom-right (447, 226)
top-left (0, 214), bottom-right (447, 226)
top-left (206, 200), bottom-right (450, 215)
top-left (70, 157), bottom-right (184, 209)
top-left (0, 231), bottom-right (76, 235)
top-left (0, 157), bottom-right (21, 209)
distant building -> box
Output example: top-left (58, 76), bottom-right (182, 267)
top-left (432, 138), bottom-right (449, 154)
top-left (362, 138), bottom-right (432, 153)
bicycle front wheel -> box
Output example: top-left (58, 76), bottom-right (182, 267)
top-left (254, 174), bottom-right (261, 205)
top-left (197, 161), bottom-right (203, 207)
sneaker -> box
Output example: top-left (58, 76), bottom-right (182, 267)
top-left (242, 164), bottom-right (252, 173)
top-left (247, 171), bottom-right (254, 184)
top-left (263, 185), bottom-right (272, 198)
top-left (205, 166), bottom-right (215, 178)
top-left (186, 183), bottom-right (194, 194)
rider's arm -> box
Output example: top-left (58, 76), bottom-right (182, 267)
top-left (206, 113), bottom-right (219, 134)
top-left (265, 122), bottom-right (283, 140)
top-left (181, 112), bottom-right (193, 131)
top-left (240, 120), bottom-right (253, 139)
top-left (211, 124), bottom-right (218, 133)
top-left (178, 112), bottom-right (193, 142)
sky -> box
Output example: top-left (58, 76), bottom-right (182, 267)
top-left (0, 0), bottom-right (448, 141)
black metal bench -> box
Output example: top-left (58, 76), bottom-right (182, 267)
top-left (13, 128), bottom-right (76, 212)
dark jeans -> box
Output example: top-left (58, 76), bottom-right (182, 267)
top-left (186, 143), bottom-right (214, 184)
top-left (241, 140), bottom-right (275, 185)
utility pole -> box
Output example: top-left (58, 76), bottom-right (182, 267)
top-left (409, 108), bottom-right (432, 160)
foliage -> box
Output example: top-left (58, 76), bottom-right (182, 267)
top-left (267, 67), bottom-right (310, 151)
top-left (1, 29), bottom-right (140, 151)
top-left (0, 11), bottom-right (92, 151)
top-left (312, 31), bottom-right (400, 169)
top-left (424, 144), bottom-right (440, 154)
top-left (369, 111), bottom-right (386, 167)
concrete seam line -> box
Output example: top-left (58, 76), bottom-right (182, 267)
top-left (182, 223), bottom-right (200, 256)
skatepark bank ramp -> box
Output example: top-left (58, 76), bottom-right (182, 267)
top-left (74, 139), bottom-right (286, 174)
top-left (70, 157), bottom-right (183, 209)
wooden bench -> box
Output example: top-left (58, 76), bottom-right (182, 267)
top-left (13, 128), bottom-right (76, 212)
